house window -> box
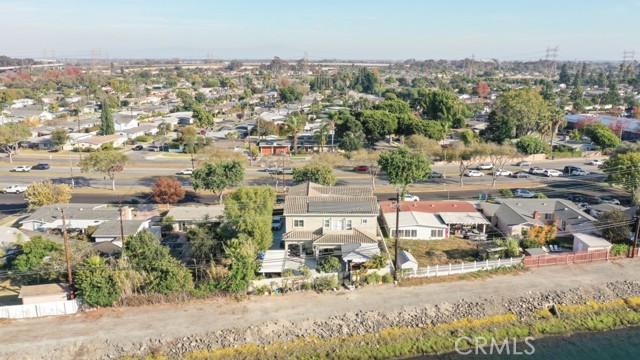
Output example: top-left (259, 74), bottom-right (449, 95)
top-left (430, 229), bottom-right (444, 238)
top-left (294, 220), bottom-right (304, 228)
top-left (345, 220), bottom-right (352, 230)
top-left (361, 218), bottom-right (368, 224)
top-left (392, 230), bottom-right (405, 237)
top-left (323, 219), bottom-right (330, 228)
top-left (544, 213), bottom-right (553, 220)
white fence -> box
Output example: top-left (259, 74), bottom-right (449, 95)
top-left (0, 299), bottom-right (82, 319)
top-left (408, 257), bottom-right (523, 278)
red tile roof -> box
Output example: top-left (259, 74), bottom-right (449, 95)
top-left (379, 201), bottom-right (478, 214)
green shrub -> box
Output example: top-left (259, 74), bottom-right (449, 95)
top-left (317, 256), bottom-right (342, 273)
top-left (299, 265), bottom-right (312, 278)
top-left (314, 275), bottom-right (338, 292)
top-left (551, 151), bottom-right (583, 159)
top-left (611, 244), bottom-right (629, 256)
top-left (366, 272), bottom-right (382, 285)
top-left (301, 281), bottom-right (314, 291)
top-left (282, 269), bottom-right (294, 277)
top-left (100, 143), bottom-right (114, 151)
top-left (382, 273), bottom-right (394, 283)
top-left (135, 135), bottom-right (152, 142)
top-left (500, 188), bottom-right (513, 197)
top-left (534, 192), bottom-right (548, 199)
top-left (82, 147), bottom-right (97, 152)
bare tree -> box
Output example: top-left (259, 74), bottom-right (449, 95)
top-left (450, 144), bottom-right (487, 187)
top-left (487, 143), bottom-right (519, 187)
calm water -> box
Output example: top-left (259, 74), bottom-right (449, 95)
top-left (410, 326), bottom-right (640, 360)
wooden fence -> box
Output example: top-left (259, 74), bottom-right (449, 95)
top-left (524, 250), bottom-right (610, 268)
top-left (408, 257), bottom-right (523, 278)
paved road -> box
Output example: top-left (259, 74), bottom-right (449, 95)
top-left (0, 260), bottom-right (638, 359)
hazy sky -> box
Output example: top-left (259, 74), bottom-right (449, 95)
top-left (2, 0), bottom-right (638, 60)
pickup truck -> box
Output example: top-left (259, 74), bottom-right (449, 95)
top-left (1, 185), bottom-right (27, 194)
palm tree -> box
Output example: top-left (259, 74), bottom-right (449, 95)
top-left (547, 108), bottom-right (567, 153)
top-left (285, 113), bottom-right (306, 153)
top-left (315, 122), bottom-right (330, 152)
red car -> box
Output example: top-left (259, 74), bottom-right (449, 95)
top-left (353, 165), bottom-right (369, 172)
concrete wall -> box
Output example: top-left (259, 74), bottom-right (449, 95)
top-left (21, 293), bottom-right (68, 305)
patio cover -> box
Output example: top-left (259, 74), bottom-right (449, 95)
top-left (438, 212), bottom-right (490, 225)
top-left (341, 243), bottom-right (380, 263)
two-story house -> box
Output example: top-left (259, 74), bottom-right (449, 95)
top-left (282, 182), bottom-right (380, 263)
top-left (482, 199), bottom-right (595, 237)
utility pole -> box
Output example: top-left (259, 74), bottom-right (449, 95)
top-left (281, 150), bottom-right (286, 192)
top-left (60, 209), bottom-right (75, 300)
top-left (631, 215), bottom-right (640, 258)
top-left (394, 189), bottom-right (401, 281)
top-left (118, 196), bottom-right (126, 259)
top-left (68, 152), bottom-right (75, 190)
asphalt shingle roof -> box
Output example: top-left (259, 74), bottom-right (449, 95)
top-left (20, 204), bottom-right (121, 224)
top-left (93, 220), bottom-right (146, 237)
top-left (313, 229), bottom-right (377, 245)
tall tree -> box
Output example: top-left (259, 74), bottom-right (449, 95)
top-left (583, 123), bottom-right (621, 150)
top-left (484, 88), bottom-right (550, 143)
top-left (79, 151), bottom-right (129, 191)
top-left (100, 100), bottom-right (114, 135)
top-left (358, 110), bottom-right (398, 144)
top-left (151, 177), bottom-right (186, 207)
top-left (284, 113), bottom-right (306, 152)
top-left (558, 64), bottom-right (571, 84)
top-left (74, 256), bottom-right (121, 307)
top-left (191, 160), bottom-right (244, 203)
top-left (602, 152), bottom-right (640, 203)
top-left (0, 122), bottom-right (31, 163)
top-left (597, 210), bottom-right (632, 244)
top-left (24, 181), bottom-right (72, 210)
top-left (378, 146), bottom-right (430, 194)
top-left (222, 186), bottom-right (275, 252)
top-left (292, 162), bottom-right (336, 186)
top-left (487, 144), bottom-right (518, 187)
top-left (50, 128), bottom-right (69, 150)
top-left (449, 144), bottom-right (488, 187)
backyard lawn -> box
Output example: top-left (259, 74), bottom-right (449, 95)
top-left (386, 238), bottom-right (479, 267)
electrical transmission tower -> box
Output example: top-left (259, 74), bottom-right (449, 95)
top-left (545, 46), bottom-right (559, 79)
top-left (623, 49), bottom-right (636, 64)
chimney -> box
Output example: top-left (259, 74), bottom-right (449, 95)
top-left (533, 211), bottom-right (540, 219)
top-left (121, 206), bottom-right (133, 220)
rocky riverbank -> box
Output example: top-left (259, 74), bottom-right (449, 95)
top-left (107, 280), bottom-right (640, 359)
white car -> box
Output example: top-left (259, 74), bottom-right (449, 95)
top-left (571, 169), bottom-right (590, 176)
top-left (528, 167), bottom-right (546, 175)
top-left (465, 170), bottom-right (485, 177)
top-left (271, 216), bottom-right (282, 231)
top-left (514, 189), bottom-right (536, 198)
top-left (176, 169), bottom-right (193, 175)
top-left (1, 184), bottom-right (27, 194)
top-left (403, 194), bottom-right (420, 201)
top-left (587, 159), bottom-right (603, 166)
top-left (477, 163), bottom-right (494, 170)
top-left (495, 169), bottom-right (512, 176)
top-left (10, 165), bottom-right (31, 172)
top-left (543, 169), bottom-right (562, 177)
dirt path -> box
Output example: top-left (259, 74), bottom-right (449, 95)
top-left (1, 260), bottom-right (639, 359)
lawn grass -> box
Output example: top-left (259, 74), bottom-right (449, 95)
top-left (385, 238), bottom-right (479, 267)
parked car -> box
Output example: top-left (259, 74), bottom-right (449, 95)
top-left (271, 216), bottom-right (282, 231)
top-left (353, 165), bottom-right (369, 172)
top-left (31, 163), bottom-right (50, 170)
top-left (465, 170), bottom-right (485, 177)
top-left (515, 160), bottom-right (531, 166)
top-left (147, 145), bottom-right (160, 152)
top-left (265, 166), bottom-right (281, 173)
top-left (571, 169), bottom-right (590, 176)
top-left (598, 196), bottom-right (621, 205)
top-left (427, 171), bottom-right (444, 179)
top-left (587, 159), bottom-right (604, 166)
top-left (494, 169), bottom-right (512, 176)
top-left (176, 169), bottom-right (193, 175)
top-left (511, 171), bottom-right (531, 179)
top-left (1, 184), bottom-right (27, 194)
top-left (544, 169), bottom-right (563, 177)
top-left (563, 165), bottom-right (580, 173)
top-left (477, 163), bottom-right (494, 170)
top-left (404, 194), bottom-right (420, 201)
top-left (275, 197), bottom-right (285, 207)
top-left (133, 144), bottom-right (144, 151)
top-left (276, 167), bottom-right (294, 175)
top-left (10, 165), bottom-right (31, 172)
top-left (528, 167), bottom-right (545, 175)
top-left (514, 189), bottom-right (536, 198)
top-left (576, 203), bottom-right (590, 211)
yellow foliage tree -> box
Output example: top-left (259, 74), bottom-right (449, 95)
top-left (24, 181), bottom-right (72, 210)
top-left (524, 222), bottom-right (557, 245)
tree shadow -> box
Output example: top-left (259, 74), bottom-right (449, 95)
top-left (136, 176), bottom-right (192, 187)
top-left (50, 176), bottom-right (93, 188)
